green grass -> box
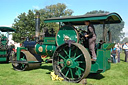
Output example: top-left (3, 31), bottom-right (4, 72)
top-left (0, 52), bottom-right (128, 85)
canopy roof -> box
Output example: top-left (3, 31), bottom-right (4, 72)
top-left (0, 26), bottom-right (16, 32)
top-left (44, 13), bottom-right (122, 25)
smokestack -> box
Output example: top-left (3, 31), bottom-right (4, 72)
top-left (35, 12), bottom-right (40, 42)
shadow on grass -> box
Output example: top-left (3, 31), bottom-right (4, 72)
top-left (120, 59), bottom-right (125, 62)
top-left (0, 62), bottom-right (9, 64)
top-left (40, 65), bottom-right (53, 71)
top-left (87, 73), bottom-right (105, 80)
top-left (10, 64), bottom-right (52, 72)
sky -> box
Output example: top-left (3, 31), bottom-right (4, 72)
top-left (0, 0), bottom-right (128, 37)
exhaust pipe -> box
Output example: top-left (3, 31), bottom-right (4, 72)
top-left (35, 12), bottom-right (40, 42)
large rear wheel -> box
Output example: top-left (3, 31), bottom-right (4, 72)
top-left (53, 43), bottom-right (91, 83)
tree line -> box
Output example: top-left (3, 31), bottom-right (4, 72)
top-left (12, 3), bottom-right (125, 43)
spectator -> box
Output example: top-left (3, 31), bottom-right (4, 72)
top-left (14, 42), bottom-right (21, 51)
top-left (111, 45), bottom-right (118, 63)
top-left (116, 43), bottom-right (121, 62)
top-left (123, 42), bottom-right (128, 62)
top-left (96, 40), bottom-right (104, 49)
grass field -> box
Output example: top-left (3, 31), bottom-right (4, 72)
top-left (0, 52), bottom-right (128, 85)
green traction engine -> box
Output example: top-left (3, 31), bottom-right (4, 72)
top-left (43, 13), bottom-right (122, 82)
top-left (11, 12), bottom-right (56, 71)
top-left (12, 12), bottom-right (122, 83)
top-left (11, 12), bottom-right (43, 71)
top-left (0, 27), bottom-right (15, 62)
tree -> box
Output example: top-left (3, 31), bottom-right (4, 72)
top-left (109, 22), bottom-right (125, 42)
top-left (37, 3), bottom-right (73, 33)
top-left (12, 10), bottom-right (35, 43)
top-left (12, 3), bottom-right (73, 43)
top-left (37, 3), bottom-right (73, 18)
top-left (121, 37), bottom-right (128, 44)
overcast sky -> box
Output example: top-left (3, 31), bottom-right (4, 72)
top-left (0, 0), bottom-right (128, 37)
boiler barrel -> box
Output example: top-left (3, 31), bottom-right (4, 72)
top-left (35, 44), bottom-right (56, 56)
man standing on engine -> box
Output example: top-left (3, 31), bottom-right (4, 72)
top-left (84, 21), bottom-right (97, 61)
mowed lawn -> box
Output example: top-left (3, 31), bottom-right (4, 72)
top-left (0, 52), bottom-right (128, 85)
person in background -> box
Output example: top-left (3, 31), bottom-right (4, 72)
top-left (84, 21), bottom-right (97, 61)
top-left (116, 43), bottom-right (121, 62)
top-left (96, 40), bottom-right (104, 49)
top-left (123, 42), bottom-right (128, 62)
top-left (111, 45), bottom-right (118, 63)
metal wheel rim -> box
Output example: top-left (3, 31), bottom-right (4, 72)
top-left (53, 43), bottom-right (91, 82)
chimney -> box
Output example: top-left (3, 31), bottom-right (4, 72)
top-left (35, 12), bottom-right (40, 42)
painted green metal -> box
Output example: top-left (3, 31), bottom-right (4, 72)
top-left (17, 47), bottom-right (27, 61)
top-left (90, 49), bottom-right (111, 73)
top-left (35, 44), bottom-right (56, 56)
top-left (28, 61), bottom-right (41, 63)
top-left (90, 43), bottom-right (113, 73)
top-left (0, 57), bottom-right (7, 62)
top-left (0, 35), bottom-right (8, 62)
top-left (56, 25), bottom-right (79, 46)
top-left (1, 36), bottom-right (8, 49)
top-left (35, 37), bottom-right (56, 56)
top-left (102, 43), bottom-right (115, 50)
top-left (0, 50), bottom-right (7, 55)
top-left (0, 49), bottom-right (7, 62)
top-left (44, 13), bottom-right (122, 24)
top-left (43, 37), bottom-right (56, 45)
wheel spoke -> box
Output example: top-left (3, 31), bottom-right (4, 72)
top-left (61, 65), bottom-right (66, 71)
top-left (73, 48), bottom-right (78, 58)
top-left (21, 64), bottom-right (25, 69)
top-left (23, 56), bottom-right (25, 59)
top-left (76, 61), bottom-right (85, 63)
top-left (22, 64), bottom-right (24, 67)
top-left (57, 61), bottom-right (64, 65)
top-left (73, 53), bottom-right (76, 58)
top-left (69, 47), bottom-right (71, 58)
top-left (22, 56), bottom-right (26, 61)
top-left (65, 69), bottom-right (70, 77)
top-left (76, 69), bottom-right (81, 78)
top-left (21, 55), bottom-right (26, 61)
top-left (59, 54), bottom-right (66, 60)
top-left (73, 54), bottom-right (82, 60)
top-left (76, 66), bottom-right (84, 71)
top-left (69, 68), bottom-right (73, 79)
top-left (63, 49), bottom-right (69, 57)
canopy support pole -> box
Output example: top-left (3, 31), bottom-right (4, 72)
top-left (108, 30), bottom-right (112, 43)
top-left (103, 21), bottom-right (106, 42)
top-left (59, 22), bottom-right (61, 28)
